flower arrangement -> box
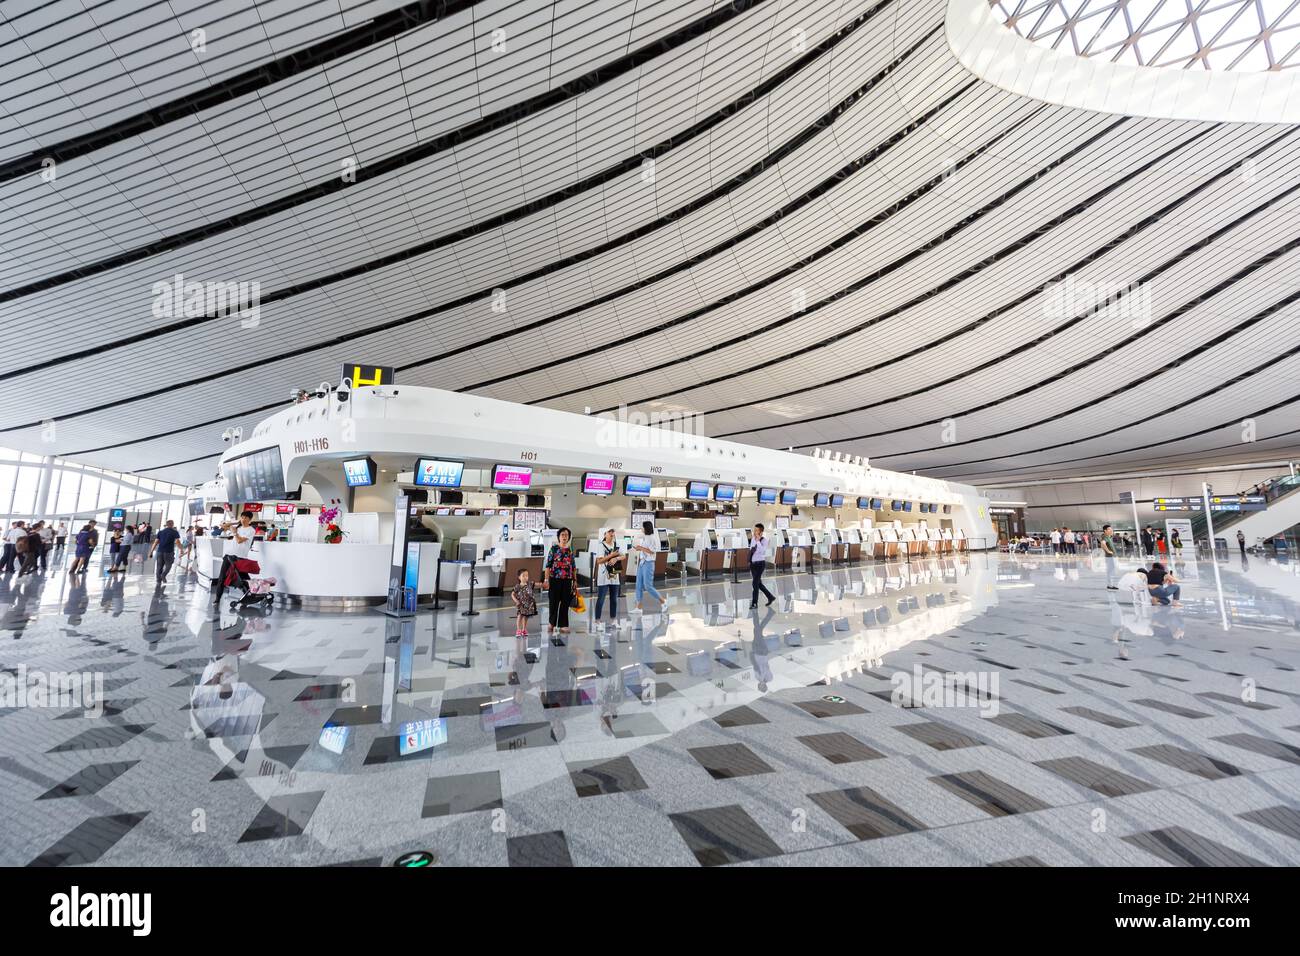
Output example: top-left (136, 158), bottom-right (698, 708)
top-left (319, 506), bottom-right (344, 544)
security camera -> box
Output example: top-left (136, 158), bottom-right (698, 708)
top-left (336, 378), bottom-right (351, 402)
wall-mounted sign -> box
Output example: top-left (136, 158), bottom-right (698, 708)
top-left (340, 362), bottom-right (394, 388)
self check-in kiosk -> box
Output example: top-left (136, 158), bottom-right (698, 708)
top-left (841, 526), bottom-right (863, 560)
top-left (873, 527), bottom-right (900, 560)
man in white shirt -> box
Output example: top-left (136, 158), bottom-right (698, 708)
top-left (1050, 528), bottom-right (1061, 554)
top-left (214, 511), bottom-right (256, 602)
top-left (1, 521), bottom-right (25, 574)
top-left (748, 523), bottom-right (776, 610)
top-left (37, 521), bottom-right (55, 572)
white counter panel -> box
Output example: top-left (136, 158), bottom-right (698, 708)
top-left (195, 537), bottom-right (443, 598)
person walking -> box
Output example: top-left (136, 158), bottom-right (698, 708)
top-left (631, 520), bottom-right (664, 613)
top-left (149, 520), bottom-right (181, 585)
top-left (115, 525), bottom-right (135, 572)
top-left (1062, 527), bottom-right (1076, 555)
top-left (543, 527), bottom-right (577, 636)
top-left (1237, 529), bottom-right (1246, 555)
top-left (1141, 525), bottom-right (1156, 557)
top-left (1049, 528), bottom-right (1061, 554)
top-left (593, 528), bottom-right (624, 628)
top-left (1100, 524), bottom-right (1119, 589)
top-left (55, 522), bottom-right (67, 552)
top-left (68, 521), bottom-right (98, 575)
top-left (748, 523), bottom-right (776, 609)
top-left (1, 521), bottom-right (25, 574)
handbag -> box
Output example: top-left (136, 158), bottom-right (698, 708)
top-left (570, 590), bottom-right (585, 613)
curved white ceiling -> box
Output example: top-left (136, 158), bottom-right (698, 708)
top-left (1, 0), bottom-right (1298, 489)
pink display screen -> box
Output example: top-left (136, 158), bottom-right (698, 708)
top-left (492, 465), bottom-right (533, 490)
top-left (582, 472), bottom-right (615, 496)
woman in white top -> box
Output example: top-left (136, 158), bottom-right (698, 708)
top-left (632, 520), bottom-right (663, 612)
top-left (593, 528), bottom-right (624, 626)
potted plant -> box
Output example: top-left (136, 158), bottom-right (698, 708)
top-left (319, 506), bottom-right (344, 544)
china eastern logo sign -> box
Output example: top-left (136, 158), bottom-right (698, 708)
top-left (340, 362), bottom-right (395, 388)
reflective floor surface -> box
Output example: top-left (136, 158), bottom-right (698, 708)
top-left (2, 549), bottom-right (1299, 867)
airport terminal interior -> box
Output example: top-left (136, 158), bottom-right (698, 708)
top-left (2, 0), bottom-right (1300, 873)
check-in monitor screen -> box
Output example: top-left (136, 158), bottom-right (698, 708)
top-left (713, 483), bottom-right (737, 502)
top-left (492, 465), bottom-right (533, 490)
top-left (830, 494), bottom-right (844, 508)
top-left (890, 500), bottom-right (902, 511)
top-left (623, 475), bottom-right (653, 496)
top-left (814, 493), bottom-right (830, 507)
top-left (758, 488), bottom-right (778, 504)
top-left (686, 481), bottom-right (710, 500)
top-left (904, 501), bottom-right (913, 512)
top-left (342, 457), bottom-right (375, 487)
top-left (780, 489), bottom-right (797, 505)
top-left (414, 458), bottom-right (464, 488)
top-left (582, 472), bottom-right (616, 496)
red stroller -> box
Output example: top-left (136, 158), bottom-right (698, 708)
top-left (217, 557), bottom-right (276, 611)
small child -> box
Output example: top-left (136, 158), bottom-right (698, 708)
top-left (511, 568), bottom-right (537, 637)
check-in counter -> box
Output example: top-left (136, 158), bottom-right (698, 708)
top-left (497, 556), bottom-right (543, 594)
top-left (195, 536), bottom-right (444, 607)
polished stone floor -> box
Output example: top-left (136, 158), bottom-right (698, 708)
top-left (2, 547), bottom-right (1299, 867)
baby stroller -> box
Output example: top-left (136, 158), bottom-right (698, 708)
top-left (218, 557), bottom-right (277, 611)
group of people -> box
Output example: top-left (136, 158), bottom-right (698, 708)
top-left (1096, 524), bottom-right (1181, 606)
top-left (510, 521), bottom-right (778, 637)
top-left (1138, 525), bottom-right (1182, 558)
top-left (0, 519), bottom-right (65, 575)
top-left (1047, 528), bottom-right (1089, 554)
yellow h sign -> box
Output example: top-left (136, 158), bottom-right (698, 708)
top-left (340, 362), bottom-right (394, 388)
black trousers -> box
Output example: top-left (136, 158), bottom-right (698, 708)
top-left (548, 578), bottom-right (572, 629)
top-left (0, 543), bottom-right (14, 573)
top-left (750, 561), bottom-right (775, 605)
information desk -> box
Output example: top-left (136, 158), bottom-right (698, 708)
top-left (195, 537), bottom-right (443, 606)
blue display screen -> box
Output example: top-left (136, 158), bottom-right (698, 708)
top-left (758, 488), bottom-right (778, 504)
top-left (343, 457), bottom-right (374, 487)
top-left (414, 458), bottom-right (464, 488)
top-left (814, 493), bottom-right (829, 507)
top-left (781, 490), bottom-right (797, 505)
top-left (624, 475), bottom-right (653, 496)
top-left (687, 481), bottom-right (710, 500)
top-left (904, 501), bottom-right (913, 512)
top-left (831, 494), bottom-right (844, 508)
top-left (714, 484), bottom-right (736, 501)
top-left (890, 500), bottom-right (902, 511)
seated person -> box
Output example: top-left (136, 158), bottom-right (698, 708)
top-left (1145, 562), bottom-right (1181, 607)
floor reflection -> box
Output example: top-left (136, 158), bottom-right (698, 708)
top-left (2, 549), bottom-right (1298, 867)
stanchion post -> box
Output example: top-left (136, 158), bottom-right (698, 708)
top-left (461, 559), bottom-right (480, 617)
top-left (432, 555), bottom-right (443, 610)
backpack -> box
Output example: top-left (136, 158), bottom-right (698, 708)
top-left (15, 535), bottom-right (28, 554)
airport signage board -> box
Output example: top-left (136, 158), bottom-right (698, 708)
top-left (340, 361), bottom-right (395, 388)
top-left (413, 458), bottom-right (463, 488)
top-left (1153, 498), bottom-right (1203, 512)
